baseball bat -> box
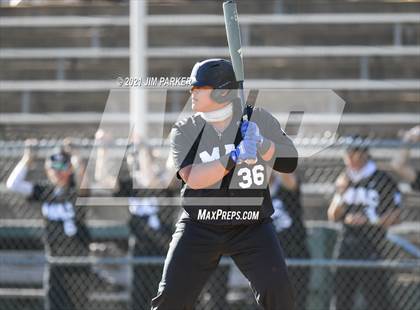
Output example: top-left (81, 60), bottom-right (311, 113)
top-left (223, 0), bottom-right (257, 164)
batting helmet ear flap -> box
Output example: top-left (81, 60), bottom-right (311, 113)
top-left (210, 88), bottom-right (238, 104)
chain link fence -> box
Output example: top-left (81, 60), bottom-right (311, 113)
top-left (0, 137), bottom-right (419, 310)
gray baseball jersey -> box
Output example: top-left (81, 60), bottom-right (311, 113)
top-left (170, 102), bottom-right (298, 225)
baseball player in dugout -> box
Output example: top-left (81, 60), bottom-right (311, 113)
top-left (151, 58), bottom-right (298, 310)
top-left (328, 137), bottom-right (402, 310)
top-left (6, 140), bottom-right (91, 310)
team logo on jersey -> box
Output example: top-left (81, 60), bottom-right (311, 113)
top-left (41, 202), bottom-right (77, 237)
top-left (199, 144), bottom-right (235, 163)
top-left (272, 198), bottom-right (292, 232)
top-left (343, 187), bottom-right (380, 221)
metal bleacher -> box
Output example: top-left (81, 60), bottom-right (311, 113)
top-left (0, 2), bottom-right (419, 134)
top-left (0, 0), bottom-right (419, 202)
top-left (0, 2), bottom-right (419, 308)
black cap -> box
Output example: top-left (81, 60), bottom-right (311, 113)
top-left (46, 149), bottom-right (71, 170)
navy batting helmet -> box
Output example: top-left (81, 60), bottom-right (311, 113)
top-left (190, 58), bottom-right (239, 103)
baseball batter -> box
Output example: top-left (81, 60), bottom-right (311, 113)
top-left (151, 59), bottom-right (298, 310)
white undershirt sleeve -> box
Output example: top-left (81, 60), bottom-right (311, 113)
top-left (6, 160), bottom-right (34, 197)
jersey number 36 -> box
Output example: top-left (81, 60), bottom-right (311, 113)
top-left (237, 164), bottom-right (265, 188)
